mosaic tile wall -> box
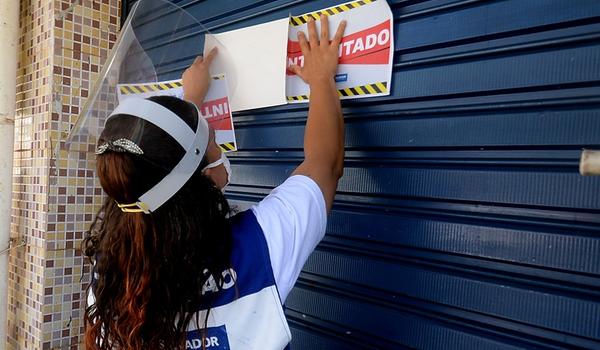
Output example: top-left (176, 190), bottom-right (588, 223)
top-left (8, 0), bottom-right (120, 349)
top-left (8, 0), bottom-right (55, 347)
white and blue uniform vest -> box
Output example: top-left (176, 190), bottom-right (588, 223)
top-left (184, 210), bottom-right (292, 350)
top-left (90, 210), bottom-right (292, 349)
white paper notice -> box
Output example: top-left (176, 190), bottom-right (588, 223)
top-left (204, 18), bottom-right (290, 112)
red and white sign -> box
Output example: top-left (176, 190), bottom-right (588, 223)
top-left (286, 0), bottom-right (394, 102)
top-left (199, 97), bottom-right (233, 130)
top-left (287, 20), bottom-right (392, 70)
top-left (198, 76), bottom-right (237, 152)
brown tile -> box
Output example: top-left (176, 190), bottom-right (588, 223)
top-left (10, 0), bottom-right (121, 347)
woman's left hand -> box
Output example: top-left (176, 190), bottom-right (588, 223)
top-left (182, 47), bottom-right (218, 106)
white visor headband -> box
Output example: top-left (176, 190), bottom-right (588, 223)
top-left (104, 98), bottom-right (209, 213)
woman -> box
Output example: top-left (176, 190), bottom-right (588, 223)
top-left (84, 15), bottom-right (346, 349)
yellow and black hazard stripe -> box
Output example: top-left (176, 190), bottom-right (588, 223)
top-left (287, 81), bottom-right (388, 101)
top-left (338, 81), bottom-right (388, 97)
top-left (219, 142), bottom-right (236, 152)
top-left (287, 95), bottom-right (309, 102)
top-left (119, 81), bottom-right (183, 95)
top-left (290, 0), bottom-right (375, 26)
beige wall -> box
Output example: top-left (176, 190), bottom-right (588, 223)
top-left (0, 0), bottom-right (20, 348)
top-left (7, 0), bottom-right (120, 349)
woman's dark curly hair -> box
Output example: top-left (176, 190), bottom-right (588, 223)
top-left (82, 95), bottom-right (232, 349)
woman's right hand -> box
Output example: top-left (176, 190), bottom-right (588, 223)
top-left (182, 47), bottom-right (217, 107)
top-left (289, 15), bottom-right (347, 85)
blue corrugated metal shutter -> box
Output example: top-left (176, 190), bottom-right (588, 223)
top-left (125, 0), bottom-right (600, 348)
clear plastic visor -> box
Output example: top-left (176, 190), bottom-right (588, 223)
top-left (55, 0), bottom-right (232, 157)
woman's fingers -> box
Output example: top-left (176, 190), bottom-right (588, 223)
top-left (289, 64), bottom-right (306, 82)
top-left (289, 64), bottom-right (302, 75)
top-left (298, 16), bottom-right (346, 53)
top-left (204, 47), bottom-right (218, 66)
top-left (307, 18), bottom-right (319, 49)
top-left (192, 47), bottom-right (218, 68)
top-left (320, 14), bottom-right (329, 45)
top-left (332, 20), bottom-right (347, 46)
top-left (298, 31), bottom-right (309, 55)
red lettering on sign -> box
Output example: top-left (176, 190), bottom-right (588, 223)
top-left (200, 97), bottom-right (233, 131)
top-left (287, 19), bottom-right (392, 75)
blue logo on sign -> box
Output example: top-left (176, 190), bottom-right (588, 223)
top-left (334, 74), bottom-right (348, 82)
top-left (186, 325), bottom-right (230, 350)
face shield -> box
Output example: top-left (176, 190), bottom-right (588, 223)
top-left (55, 0), bottom-right (233, 213)
top-left (56, 0), bottom-right (234, 157)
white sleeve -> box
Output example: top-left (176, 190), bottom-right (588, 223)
top-left (251, 175), bottom-right (327, 303)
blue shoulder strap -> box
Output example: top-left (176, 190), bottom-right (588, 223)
top-left (203, 210), bottom-right (279, 308)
